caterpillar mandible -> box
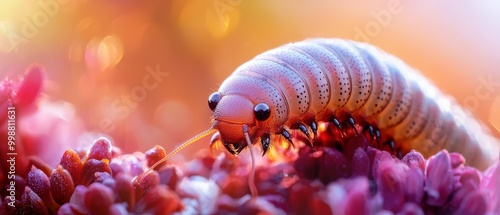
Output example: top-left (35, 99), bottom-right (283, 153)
top-left (145, 38), bottom-right (500, 197)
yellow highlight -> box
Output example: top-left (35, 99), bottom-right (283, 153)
top-left (0, 21), bottom-right (13, 53)
top-left (98, 35), bottom-right (123, 70)
top-left (205, 2), bottom-right (240, 39)
top-left (85, 35), bottom-right (124, 72)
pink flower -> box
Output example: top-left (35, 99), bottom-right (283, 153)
top-left (481, 152), bottom-right (500, 213)
top-left (425, 150), bottom-right (454, 206)
top-left (376, 159), bottom-right (408, 212)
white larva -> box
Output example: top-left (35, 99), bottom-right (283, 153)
top-left (145, 38), bottom-right (499, 197)
top-left (208, 38), bottom-right (498, 169)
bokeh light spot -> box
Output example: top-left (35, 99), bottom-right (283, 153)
top-left (85, 35), bottom-right (124, 72)
top-left (98, 35), bottom-right (124, 70)
top-left (76, 17), bottom-right (93, 32)
top-left (68, 42), bottom-right (84, 63)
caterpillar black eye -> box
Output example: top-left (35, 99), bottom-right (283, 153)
top-left (254, 103), bottom-right (270, 121)
top-left (208, 92), bottom-right (221, 111)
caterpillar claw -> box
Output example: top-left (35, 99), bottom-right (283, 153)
top-left (260, 134), bottom-right (271, 156)
top-left (331, 117), bottom-right (342, 130)
top-left (383, 140), bottom-right (396, 154)
top-left (310, 121), bottom-right (317, 140)
top-left (281, 129), bottom-right (294, 148)
top-left (346, 117), bottom-right (358, 136)
top-left (331, 117), bottom-right (346, 137)
top-left (396, 148), bottom-right (403, 159)
top-left (298, 123), bottom-right (311, 140)
top-left (375, 129), bottom-right (381, 146)
top-left (363, 125), bottom-right (375, 141)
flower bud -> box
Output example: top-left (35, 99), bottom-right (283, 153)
top-left (87, 137), bottom-right (112, 161)
top-left (50, 166), bottom-right (75, 205)
top-left (145, 145), bottom-right (167, 170)
top-left (84, 183), bottom-right (114, 214)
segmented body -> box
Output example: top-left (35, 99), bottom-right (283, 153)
top-left (212, 38), bottom-right (499, 169)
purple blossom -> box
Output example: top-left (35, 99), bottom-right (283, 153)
top-left (425, 150), bottom-right (454, 206)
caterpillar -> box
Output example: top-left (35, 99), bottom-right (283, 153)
top-left (145, 38), bottom-right (499, 197)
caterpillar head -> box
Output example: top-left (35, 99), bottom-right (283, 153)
top-left (208, 92), bottom-right (271, 155)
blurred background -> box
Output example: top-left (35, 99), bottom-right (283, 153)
top-left (1, 0), bottom-right (499, 161)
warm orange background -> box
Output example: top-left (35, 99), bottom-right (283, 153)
top-left (1, 1), bottom-right (499, 157)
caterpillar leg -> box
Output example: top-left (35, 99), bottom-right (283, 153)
top-left (281, 129), bottom-right (295, 148)
top-left (330, 117), bottom-right (346, 137)
top-left (310, 121), bottom-right (318, 139)
top-left (382, 140), bottom-right (396, 154)
top-left (297, 123), bottom-right (311, 139)
top-left (363, 125), bottom-right (375, 139)
top-left (346, 116), bottom-right (358, 136)
top-left (260, 133), bottom-right (271, 156)
top-left (396, 148), bottom-right (403, 159)
top-left (362, 125), bottom-right (381, 146)
top-left (374, 130), bottom-right (381, 145)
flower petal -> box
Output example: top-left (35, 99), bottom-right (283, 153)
top-left (134, 185), bottom-right (183, 214)
top-left (145, 145), bottom-right (167, 170)
top-left (87, 137), bottom-right (113, 161)
top-left (456, 190), bottom-right (487, 215)
top-left (50, 166), bottom-right (75, 205)
top-left (15, 65), bottom-right (44, 108)
top-left (21, 187), bottom-right (48, 215)
top-left (424, 150), bottom-right (453, 206)
top-left (401, 150), bottom-right (426, 171)
top-left (60, 149), bottom-right (83, 185)
top-left (404, 167), bottom-right (424, 205)
top-left (319, 147), bottom-right (350, 184)
top-left (84, 183), bottom-right (115, 214)
top-left (376, 160), bottom-right (408, 212)
top-left (352, 147), bottom-right (370, 177)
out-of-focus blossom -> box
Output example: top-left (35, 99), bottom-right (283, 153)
top-left (14, 65), bottom-right (44, 109)
top-left (0, 66), bottom-right (84, 181)
top-left (481, 152), bottom-right (500, 213)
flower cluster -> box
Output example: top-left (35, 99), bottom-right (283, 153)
top-left (3, 135), bottom-right (499, 214)
top-left (1, 67), bottom-right (499, 215)
top-left (266, 135), bottom-right (500, 214)
top-left (0, 66), bottom-right (45, 179)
